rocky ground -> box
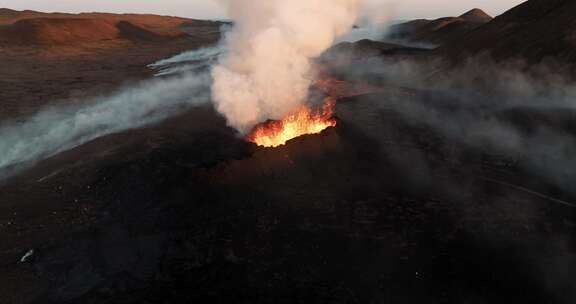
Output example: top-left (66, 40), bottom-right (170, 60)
top-left (2, 85), bottom-right (575, 303)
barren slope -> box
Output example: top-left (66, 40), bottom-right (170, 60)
top-left (437, 0), bottom-right (576, 69)
top-left (388, 9), bottom-right (493, 46)
top-left (0, 10), bottom-right (223, 120)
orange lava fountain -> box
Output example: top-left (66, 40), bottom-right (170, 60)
top-left (247, 99), bottom-right (337, 148)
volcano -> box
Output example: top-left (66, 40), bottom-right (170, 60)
top-left (2, 2), bottom-right (576, 304)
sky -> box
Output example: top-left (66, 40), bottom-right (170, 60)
top-left (3, 0), bottom-right (526, 20)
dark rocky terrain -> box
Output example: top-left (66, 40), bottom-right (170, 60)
top-left (437, 0), bottom-right (576, 73)
top-left (3, 81), bottom-right (575, 304)
top-left (322, 39), bottom-right (430, 63)
top-left (1, 1), bottom-right (576, 303)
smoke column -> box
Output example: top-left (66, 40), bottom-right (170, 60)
top-left (212, 0), bottom-right (361, 133)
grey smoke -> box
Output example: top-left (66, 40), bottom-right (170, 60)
top-left (380, 94), bottom-right (576, 195)
top-left (336, 0), bottom-right (394, 44)
top-left (0, 71), bottom-right (211, 180)
top-left (335, 23), bottom-right (390, 44)
top-left (149, 45), bottom-right (223, 76)
top-left (329, 49), bottom-right (576, 303)
top-left (334, 54), bottom-right (576, 196)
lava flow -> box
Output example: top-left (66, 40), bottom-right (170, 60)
top-left (247, 99), bottom-right (337, 148)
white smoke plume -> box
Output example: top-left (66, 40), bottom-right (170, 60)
top-left (212, 0), bottom-right (362, 133)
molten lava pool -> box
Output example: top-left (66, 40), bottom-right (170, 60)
top-left (247, 99), bottom-right (337, 148)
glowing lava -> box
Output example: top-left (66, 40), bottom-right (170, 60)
top-left (247, 99), bottom-right (337, 148)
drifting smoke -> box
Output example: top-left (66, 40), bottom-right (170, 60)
top-left (337, 0), bottom-right (393, 43)
top-left (0, 72), bottom-right (210, 180)
top-left (149, 46), bottom-right (223, 76)
top-left (329, 52), bottom-right (576, 197)
top-left (212, 0), bottom-right (362, 133)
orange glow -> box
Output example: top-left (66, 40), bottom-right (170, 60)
top-left (247, 99), bottom-right (337, 148)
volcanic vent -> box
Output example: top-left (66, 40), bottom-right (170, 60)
top-left (246, 98), bottom-right (337, 148)
top-left (210, 0), bottom-right (360, 145)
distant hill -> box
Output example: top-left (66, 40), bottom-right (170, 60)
top-left (0, 8), bottom-right (223, 50)
top-left (0, 17), bottom-right (186, 47)
top-left (387, 8), bottom-right (493, 46)
top-left (459, 8), bottom-right (493, 23)
top-left (437, 0), bottom-right (576, 70)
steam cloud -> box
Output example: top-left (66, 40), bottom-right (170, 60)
top-left (212, 0), bottom-right (362, 133)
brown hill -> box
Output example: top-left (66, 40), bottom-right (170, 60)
top-left (437, 0), bottom-right (576, 69)
top-left (0, 8), bottom-right (229, 53)
top-left (0, 17), bottom-right (183, 47)
top-left (0, 9), bottom-right (75, 25)
top-left (0, 9), bottom-right (192, 29)
top-left (388, 9), bottom-right (492, 46)
top-left (0, 10), bottom-right (223, 120)
top-left (0, 8), bottom-right (18, 17)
